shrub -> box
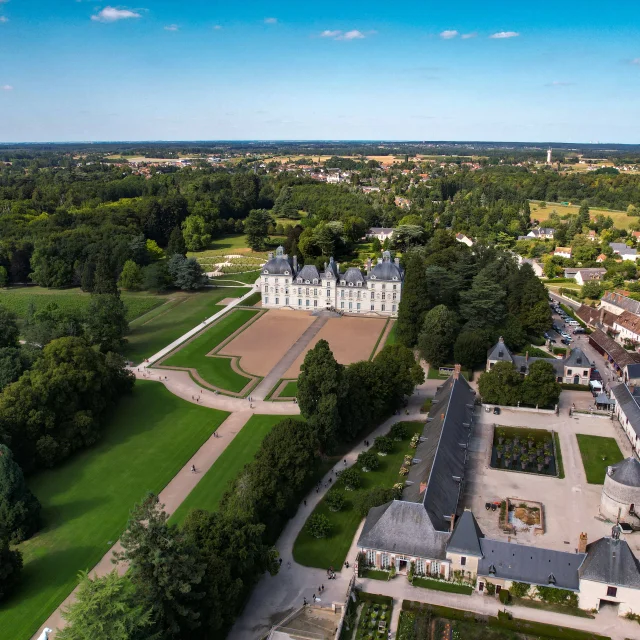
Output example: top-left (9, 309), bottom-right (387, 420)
top-left (389, 423), bottom-right (408, 440)
top-left (374, 436), bottom-right (393, 454)
top-left (420, 398), bottom-right (432, 414)
top-left (357, 451), bottom-right (379, 472)
top-left (306, 514), bottom-right (332, 539)
top-left (325, 489), bottom-right (345, 512)
top-left (354, 487), bottom-right (395, 517)
top-left (499, 589), bottom-right (510, 605)
top-left (485, 582), bottom-right (496, 596)
top-left (535, 585), bottom-right (578, 607)
top-left (340, 467), bottom-right (362, 490)
top-left (510, 582), bottom-right (530, 598)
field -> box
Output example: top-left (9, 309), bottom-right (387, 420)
top-left (0, 286), bottom-right (164, 323)
top-left (170, 415), bottom-right (299, 524)
top-left (293, 424), bottom-right (418, 569)
top-left (219, 309), bottom-right (316, 376)
top-left (123, 287), bottom-right (246, 364)
top-left (188, 234), bottom-right (268, 259)
top-left (576, 434), bottom-right (624, 484)
top-left (284, 316), bottom-right (388, 378)
top-left (0, 382), bottom-right (229, 640)
top-left (159, 308), bottom-right (260, 392)
top-left (530, 201), bottom-right (635, 230)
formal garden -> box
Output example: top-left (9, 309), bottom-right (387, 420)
top-left (490, 426), bottom-right (559, 476)
top-left (576, 434), bottom-right (624, 484)
top-left (293, 422), bottom-right (422, 569)
top-left (340, 592), bottom-right (393, 640)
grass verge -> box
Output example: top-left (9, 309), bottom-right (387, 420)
top-left (293, 423), bottom-right (420, 569)
top-left (554, 431), bottom-right (565, 479)
top-left (412, 577), bottom-right (472, 595)
top-left (0, 382), bottom-right (228, 640)
top-left (513, 597), bottom-right (594, 618)
top-left (170, 415), bottom-right (295, 524)
top-left (160, 308), bottom-right (259, 392)
top-left (576, 434), bottom-right (624, 484)
top-left (123, 287), bottom-right (246, 364)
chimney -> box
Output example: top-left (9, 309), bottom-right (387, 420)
top-left (453, 364), bottom-right (461, 380)
top-left (449, 514), bottom-right (456, 533)
top-left (336, 262), bottom-right (340, 274)
top-left (324, 261), bottom-right (328, 271)
top-left (268, 252), bottom-right (274, 260)
top-left (600, 307), bottom-right (605, 325)
top-left (440, 413), bottom-right (445, 420)
top-left (293, 255), bottom-right (298, 272)
top-left (578, 532), bottom-right (588, 554)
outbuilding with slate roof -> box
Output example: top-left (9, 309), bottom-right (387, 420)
top-left (601, 457), bottom-right (640, 521)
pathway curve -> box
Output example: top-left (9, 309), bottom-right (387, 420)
top-left (252, 315), bottom-right (329, 400)
top-left (230, 392), bottom-right (428, 640)
top-left (32, 408), bottom-right (256, 639)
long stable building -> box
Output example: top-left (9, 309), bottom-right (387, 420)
top-left (357, 369), bottom-right (640, 616)
top-left (260, 247), bottom-right (403, 316)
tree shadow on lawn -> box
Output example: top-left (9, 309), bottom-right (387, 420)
top-left (36, 496), bottom-right (108, 534)
top-left (0, 545), bottom-right (95, 610)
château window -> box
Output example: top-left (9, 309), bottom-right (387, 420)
top-left (607, 586), bottom-right (618, 597)
top-left (298, 299), bottom-right (302, 306)
top-left (380, 553), bottom-right (390, 569)
top-left (264, 297), bottom-right (269, 304)
top-left (382, 292), bottom-right (386, 301)
top-left (416, 558), bottom-right (425, 575)
top-left (393, 284), bottom-right (397, 290)
top-left (392, 292), bottom-right (397, 300)
top-left (461, 557), bottom-right (467, 566)
top-left (306, 288), bottom-right (310, 295)
top-left (366, 549), bottom-right (376, 566)
top-left (370, 292), bottom-right (374, 300)
top-left (382, 304), bottom-right (385, 312)
top-left (382, 284), bottom-right (386, 290)
top-left (275, 298), bottom-right (279, 304)
top-left (370, 304), bottom-right (375, 311)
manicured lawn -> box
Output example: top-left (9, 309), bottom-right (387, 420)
top-left (282, 380), bottom-right (298, 397)
top-left (170, 415), bottom-right (295, 524)
top-left (123, 287), bottom-right (246, 364)
top-left (363, 569), bottom-right (389, 581)
top-left (412, 577), bottom-right (473, 595)
top-left (0, 382), bottom-right (229, 640)
top-left (211, 270), bottom-right (261, 285)
top-left (576, 434), bottom-right (624, 484)
top-left (160, 308), bottom-right (259, 392)
top-left (240, 291), bottom-right (262, 306)
top-left (0, 286), bottom-right (164, 324)
top-left (385, 322), bottom-right (397, 346)
top-left (293, 423), bottom-right (421, 569)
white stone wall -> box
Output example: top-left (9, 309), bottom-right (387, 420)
top-left (614, 403), bottom-right (640, 457)
top-left (601, 475), bottom-right (640, 520)
top-left (579, 579), bottom-right (640, 615)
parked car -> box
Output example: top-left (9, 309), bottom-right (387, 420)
top-left (493, 407), bottom-right (501, 415)
top-left (560, 331), bottom-right (570, 339)
top-left (573, 328), bottom-right (585, 334)
top-left (561, 338), bottom-right (572, 345)
top-left (549, 338), bottom-right (557, 344)
top-left (544, 332), bottom-right (550, 339)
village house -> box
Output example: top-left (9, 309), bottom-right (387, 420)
top-left (562, 268), bottom-right (607, 285)
top-left (527, 227), bottom-right (555, 240)
top-left (554, 247), bottom-right (572, 259)
top-left (367, 227), bottom-right (395, 242)
top-left (586, 230), bottom-right (598, 241)
top-left (596, 254), bottom-right (607, 263)
top-left (610, 243), bottom-right (639, 262)
top-left (486, 337), bottom-right (591, 385)
top-left (600, 292), bottom-right (640, 317)
top-left (260, 247), bottom-right (402, 316)
top-left (614, 311), bottom-right (640, 347)
top-left (455, 233), bottom-right (474, 247)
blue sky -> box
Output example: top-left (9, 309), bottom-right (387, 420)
top-left (1, 1), bottom-right (639, 143)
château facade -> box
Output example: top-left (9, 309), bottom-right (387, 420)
top-left (260, 247), bottom-right (403, 316)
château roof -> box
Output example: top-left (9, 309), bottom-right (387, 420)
top-left (607, 457), bottom-right (640, 488)
top-left (447, 510), bottom-right (484, 557)
top-left (579, 537), bottom-right (640, 588)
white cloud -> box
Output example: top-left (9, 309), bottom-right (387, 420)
top-left (631, 58), bottom-right (640, 65)
top-left (264, 17), bottom-right (277, 24)
top-left (164, 24), bottom-right (178, 31)
top-left (0, 16), bottom-right (8, 22)
top-left (461, 32), bottom-right (477, 39)
top-left (341, 29), bottom-right (365, 40)
top-left (320, 29), bottom-right (342, 38)
top-left (2, 85), bottom-right (13, 91)
top-left (91, 7), bottom-right (142, 23)
top-left (489, 31), bottom-right (520, 39)
top-left (213, 24), bottom-right (222, 30)
top-left (545, 80), bottom-right (574, 86)
top-left (440, 30), bottom-right (458, 39)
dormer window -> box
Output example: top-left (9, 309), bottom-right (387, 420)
top-left (357, 282), bottom-right (362, 287)
top-left (313, 279), bottom-right (318, 284)
top-left (341, 280), bottom-right (346, 285)
top-left (393, 276), bottom-right (398, 281)
top-left (305, 280), bottom-right (310, 284)
top-left (349, 282), bottom-right (353, 287)
top-left (284, 271), bottom-right (290, 275)
top-left (371, 275), bottom-right (376, 280)
top-left (263, 270), bottom-right (269, 274)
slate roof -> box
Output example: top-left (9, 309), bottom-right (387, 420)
top-left (589, 330), bottom-right (640, 368)
top-left (625, 363), bottom-right (640, 381)
top-left (342, 267), bottom-right (365, 284)
top-left (369, 259), bottom-right (403, 282)
top-left (356, 500), bottom-right (449, 560)
top-left (574, 268), bottom-right (607, 281)
top-left (579, 537), bottom-right (640, 588)
top-left (511, 354), bottom-right (564, 378)
top-left (487, 337), bottom-right (513, 363)
top-left (447, 510), bottom-right (484, 557)
top-left (607, 457), bottom-right (640, 488)
top-left (610, 243), bottom-right (637, 256)
top-left (323, 257), bottom-right (339, 279)
top-left (403, 375), bottom-right (475, 532)
top-left (610, 383), bottom-right (640, 438)
top-left (263, 256), bottom-right (294, 275)
top-left (564, 348), bottom-right (590, 369)
top-left (614, 311), bottom-right (640, 336)
top-left (478, 539), bottom-right (585, 591)
top-left (296, 265), bottom-right (320, 282)
top-left (602, 292), bottom-right (640, 316)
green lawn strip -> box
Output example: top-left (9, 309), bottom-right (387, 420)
top-left (512, 597), bottom-right (594, 618)
top-left (282, 380), bottom-right (298, 397)
top-left (384, 322), bottom-right (397, 346)
top-left (363, 569), bottom-right (389, 581)
top-left (427, 364), bottom-right (471, 379)
top-left (0, 382), bottom-right (228, 640)
top-left (0, 286), bottom-right (165, 323)
top-left (293, 426), bottom-right (416, 569)
top-left (161, 308), bottom-right (259, 393)
top-left (412, 577), bottom-right (472, 595)
top-left (516, 344), bottom-right (554, 359)
top-left (123, 287), bottom-right (246, 364)
top-left (554, 432), bottom-right (566, 479)
top-left (368, 318), bottom-right (390, 359)
top-left (170, 415), bottom-right (295, 524)
top-left (238, 291), bottom-right (262, 306)
top-left (576, 434), bottom-right (624, 484)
